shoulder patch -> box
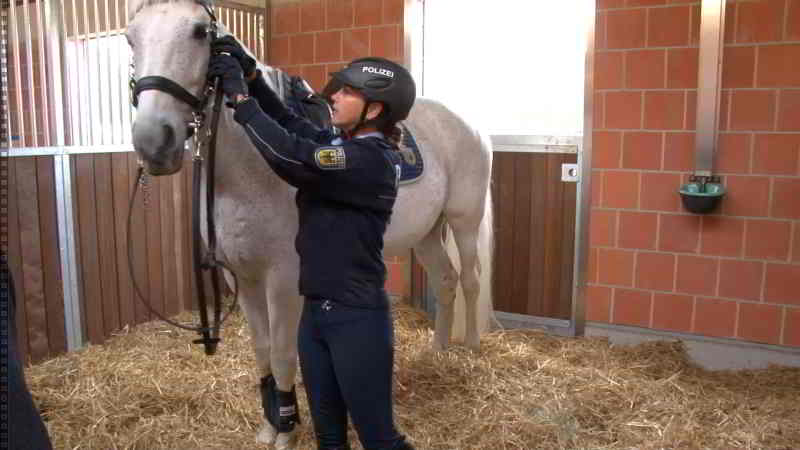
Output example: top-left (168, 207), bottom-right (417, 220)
top-left (314, 146), bottom-right (347, 170)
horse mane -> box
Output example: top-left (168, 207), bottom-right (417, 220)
top-left (128, 0), bottom-right (214, 20)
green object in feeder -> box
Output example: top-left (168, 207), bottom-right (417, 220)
top-left (679, 182), bottom-right (725, 214)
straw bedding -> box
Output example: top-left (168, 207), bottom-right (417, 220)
top-left (27, 300), bottom-right (800, 449)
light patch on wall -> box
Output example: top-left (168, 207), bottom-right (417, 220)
top-left (422, 0), bottom-right (592, 136)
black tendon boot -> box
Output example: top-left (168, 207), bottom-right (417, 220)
top-left (390, 439), bottom-right (416, 450)
top-left (260, 374), bottom-right (301, 432)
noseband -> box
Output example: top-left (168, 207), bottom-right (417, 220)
top-left (128, 1), bottom-right (238, 356)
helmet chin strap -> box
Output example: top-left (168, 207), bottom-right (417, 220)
top-left (344, 101), bottom-right (374, 139)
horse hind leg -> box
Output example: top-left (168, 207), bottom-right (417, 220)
top-left (447, 216), bottom-right (483, 350)
top-left (413, 215), bottom-right (459, 350)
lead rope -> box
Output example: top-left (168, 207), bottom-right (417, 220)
top-left (126, 165), bottom-right (238, 338)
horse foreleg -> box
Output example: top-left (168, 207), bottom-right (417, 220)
top-left (237, 277), bottom-right (272, 376)
top-left (259, 262), bottom-right (303, 450)
top-left (235, 277), bottom-right (282, 447)
top-left (414, 217), bottom-right (459, 350)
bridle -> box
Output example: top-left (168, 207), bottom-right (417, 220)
top-left (127, 0), bottom-right (238, 356)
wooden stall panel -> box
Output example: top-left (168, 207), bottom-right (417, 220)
top-left (71, 152), bottom-right (192, 345)
top-left (7, 156), bottom-right (65, 364)
top-left (492, 152), bottom-right (578, 319)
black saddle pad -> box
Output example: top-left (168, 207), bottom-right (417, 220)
top-left (398, 123), bottom-right (424, 185)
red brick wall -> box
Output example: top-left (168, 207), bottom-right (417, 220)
top-left (269, 0), bottom-right (409, 297)
top-left (269, 0), bottom-right (404, 92)
top-left (590, 0), bottom-right (800, 347)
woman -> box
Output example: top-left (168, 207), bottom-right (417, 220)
top-left (208, 37), bottom-right (416, 450)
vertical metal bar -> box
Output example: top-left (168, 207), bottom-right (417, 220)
top-left (9, 0), bottom-right (24, 147)
top-left (263, 1), bottom-right (270, 62)
top-left (112, 0), bottom-right (122, 144)
top-left (123, 0), bottom-right (133, 144)
top-left (54, 153), bottom-right (83, 350)
top-left (45, 0), bottom-right (67, 147)
top-left (102, 0), bottom-right (117, 145)
top-left (403, 0), bottom-right (423, 94)
top-left (571, 0), bottom-right (595, 337)
top-left (69, 0), bottom-right (85, 145)
top-left (35, 0), bottom-right (51, 146)
top-left (92, 0), bottom-right (106, 144)
top-left (22, 0), bottom-right (38, 147)
top-left (246, 12), bottom-right (251, 53)
top-left (81, 0), bottom-right (96, 144)
top-left (694, 0), bottom-right (726, 177)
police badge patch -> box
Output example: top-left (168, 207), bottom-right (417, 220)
top-left (314, 147), bottom-right (347, 170)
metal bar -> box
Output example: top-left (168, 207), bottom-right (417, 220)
top-left (490, 135), bottom-right (581, 154)
top-left (492, 144), bottom-right (578, 154)
top-left (246, 11), bottom-right (251, 53)
top-left (92, 0), bottom-right (107, 144)
top-left (102, 0), bottom-right (117, 145)
top-left (403, 0), bottom-right (423, 87)
top-left (123, 0), bottom-right (133, 144)
top-left (259, 5), bottom-right (265, 61)
top-left (35, 0), bottom-right (51, 147)
top-left (694, 0), bottom-right (726, 177)
top-left (23, 0), bottom-right (38, 147)
top-left (69, 0), bottom-right (85, 145)
top-left (494, 311), bottom-right (575, 337)
top-left (9, 0), bottom-right (23, 147)
top-left (570, 0), bottom-right (595, 338)
top-left (216, 0), bottom-right (264, 15)
top-left (7, 144), bottom-right (134, 157)
top-left (54, 154), bottom-right (83, 350)
top-left (45, 0), bottom-right (67, 147)
top-left (113, 0), bottom-right (125, 145)
top-left (82, 0), bottom-right (96, 144)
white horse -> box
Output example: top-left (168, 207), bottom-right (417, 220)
top-left (127, 0), bottom-right (494, 447)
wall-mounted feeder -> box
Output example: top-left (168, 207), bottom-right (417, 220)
top-left (679, 0), bottom-right (727, 214)
top-left (680, 175), bottom-right (725, 214)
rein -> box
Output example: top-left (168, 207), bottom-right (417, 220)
top-left (127, 1), bottom-right (238, 355)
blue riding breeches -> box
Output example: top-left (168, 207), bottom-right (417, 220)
top-left (298, 298), bottom-right (412, 450)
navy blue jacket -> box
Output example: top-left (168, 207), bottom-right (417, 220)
top-left (232, 77), bottom-right (401, 308)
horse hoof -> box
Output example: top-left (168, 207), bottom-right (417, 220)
top-left (255, 422), bottom-right (277, 445)
top-left (465, 335), bottom-right (480, 351)
top-left (274, 432), bottom-right (296, 450)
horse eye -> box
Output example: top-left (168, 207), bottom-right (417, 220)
top-left (192, 24), bottom-right (209, 40)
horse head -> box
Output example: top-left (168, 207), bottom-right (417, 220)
top-left (127, 0), bottom-right (217, 175)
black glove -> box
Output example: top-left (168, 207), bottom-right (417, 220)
top-left (210, 35), bottom-right (257, 79)
top-left (207, 53), bottom-right (248, 100)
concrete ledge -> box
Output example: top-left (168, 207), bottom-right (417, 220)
top-left (587, 322), bottom-right (800, 371)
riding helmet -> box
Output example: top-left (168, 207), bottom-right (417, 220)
top-left (326, 57), bottom-right (416, 124)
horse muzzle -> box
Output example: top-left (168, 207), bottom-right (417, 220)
top-left (132, 116), bottom-right (186, 175)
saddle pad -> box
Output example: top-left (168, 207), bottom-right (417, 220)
top-left (398, 123), bottom-right (424, 185)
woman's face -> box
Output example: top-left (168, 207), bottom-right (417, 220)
top-left (330, 86), bottom-right (369, 132)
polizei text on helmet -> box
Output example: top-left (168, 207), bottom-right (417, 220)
top-left (362, 66), bottom-right (394, 78)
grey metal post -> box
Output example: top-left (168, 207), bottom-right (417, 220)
top-left (694, 0), bottom-right (726, 177)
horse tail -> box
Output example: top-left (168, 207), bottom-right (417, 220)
top-left (476, 185), bottom-right (497, 334)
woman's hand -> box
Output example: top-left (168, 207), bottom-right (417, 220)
top-left (210, 35), bottom-right (257, 80)
top-left (207, 53), bottom-right (248, 100)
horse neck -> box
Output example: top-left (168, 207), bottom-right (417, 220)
top-left (204, 107), bottom-right (294, 204)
